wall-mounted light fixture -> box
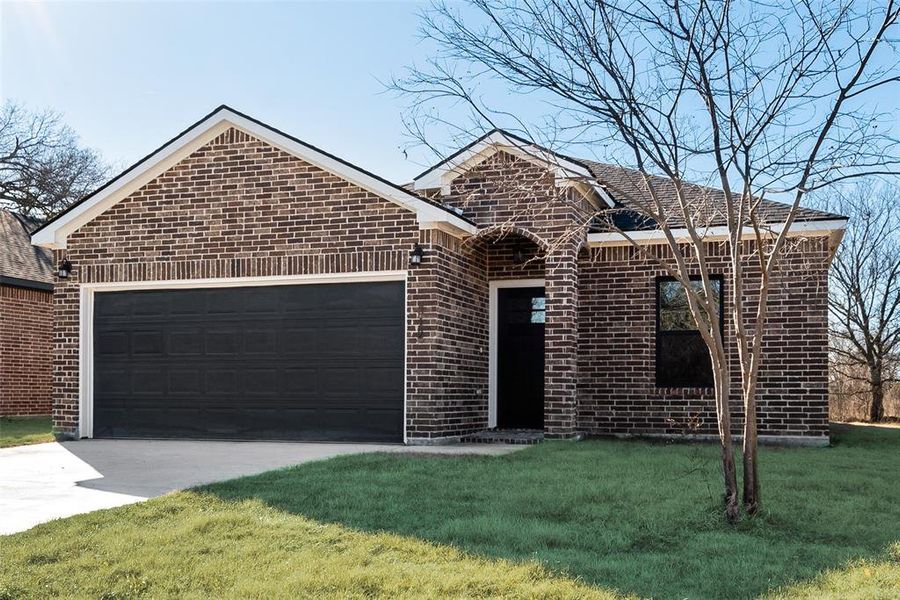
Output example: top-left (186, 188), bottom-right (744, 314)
top-left (57, 259), bottom-right (73, 279)
top-left (410, 243), bottom-right (425, 266)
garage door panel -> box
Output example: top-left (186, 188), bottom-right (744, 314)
top-left (96, 293), bottom-right (131, 317)
top-left (244, 329), bottom-right (278, 355)
top-left (241, 369), bottom-right (278, 395)
top-left (243, 286), bottom-right (282, 313)
top-left (283, 328), bottom-right (318, 355)
top-left (205, 329), bottom-right (240, 355)
top-left (206, 291), bottom-right (243, 314)
top-left (96, 331), bottom-right (129, 356)
top-left (131, 293), bottom-right (169, 316)
top-left (365, 367), bottom-right (404, 394)
top-left (132, 369), bottom-right (166, 395)
top-left (361, 325), bottom-right (405, 355)
top-left (132, 331), bottom-right (164, 355)
top-left (169, 329), bottom-right (203, 355)
top-left (93, 281), bottom-right (404, 441)
top-left (317, 326), bottom-right (360, 354)
top-left (168, 290), bottom-right (208, 315)
top-left (169, 370), bottom-right (202, 394)
top-left (283, 367), bottom-right (318, 395)
top-left (205, 369), bottom-right (238, 394)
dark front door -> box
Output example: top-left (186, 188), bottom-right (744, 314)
top-left (497, 286), bottom-right (545, 429)
top-left (92, 281), bottom-right (404, 442)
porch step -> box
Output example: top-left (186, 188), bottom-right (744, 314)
top-left (464, 429), bottom-right (544, 445)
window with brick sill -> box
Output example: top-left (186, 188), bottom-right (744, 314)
top-left (656, 276), bottom-right (723, 388)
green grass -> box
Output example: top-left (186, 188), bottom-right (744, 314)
top-left (0, 416), bottom-right (54, 448)
top-left (1, 425), bottom-right (897, 599)
top-left (0, 494), bottom-right (614, 600)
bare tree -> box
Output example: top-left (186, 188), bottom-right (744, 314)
top-left (0, 101), bottom-right (110, 219)
top-left (827, 181), bottom-right (900, 423)
top-left (393, 0), bottom-right (900, 520)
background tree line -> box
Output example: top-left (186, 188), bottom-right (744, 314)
top-left (825, 181), bottom-right (900, 423)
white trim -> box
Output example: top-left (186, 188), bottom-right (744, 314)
top-left (32, 107), bottom-right (475, 249)
top-left (78, 286), bottom-right (94, 438)
top-left (413, 131), bottom-right (615, 208)
top-left (488, 278), bottom-right (546, 428)
top-left (80, 271), bottom-right (407, 292)
top-left (587, 218), bottom-right (848, 247)
top-left (77, 270), bottom-right (408, 440)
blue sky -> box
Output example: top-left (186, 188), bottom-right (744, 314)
top-left (2, 1), bottom-right (897, 193)
top-left (1, 1), bottom-right (441, 183)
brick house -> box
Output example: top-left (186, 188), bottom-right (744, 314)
top-left (31, 106), bottom-right (845, 445)
top-left (1, 209), bottom-right (54, 416)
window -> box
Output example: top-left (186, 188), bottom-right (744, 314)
top-left (655, 276), bottom-right (723, 388)
top-left (505, 295), bottom-right (546, 324)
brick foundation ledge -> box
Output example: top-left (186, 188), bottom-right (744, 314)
top-left (594, 432), bottom-right (829, 447)
top-left (543, 431), bottom-right (585, 441)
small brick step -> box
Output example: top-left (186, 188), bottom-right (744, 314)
top-left (463, 429), bottom-right (545, 445)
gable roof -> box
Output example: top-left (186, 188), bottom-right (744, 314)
top-left (0, 210), bottom-right (54, 289)
top-left (412, 129), bottom-right (616, 207)
top-left (31, 105), bottom-right (477, 249)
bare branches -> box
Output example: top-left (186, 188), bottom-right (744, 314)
top-left (0, 101), bottom-right (110, 219)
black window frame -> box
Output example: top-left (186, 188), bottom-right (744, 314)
top-left (654, 274), bottom-right (725, 388)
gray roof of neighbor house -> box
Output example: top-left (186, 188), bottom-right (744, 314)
top-left (0, 209), bottom-right (54, 287)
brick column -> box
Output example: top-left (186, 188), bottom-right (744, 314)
top-left (544, 242), bottom-right (579, 439)
top-left (52, 249), bottom-right (79, 439)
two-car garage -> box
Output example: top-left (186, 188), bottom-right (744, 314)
top-left (90, 279), bottom-right (405, 442)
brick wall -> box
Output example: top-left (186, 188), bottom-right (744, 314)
top-left (1, 285), bottom-right (53, 415)
top-left (577, 239), bottom-right (831, 439)
top-left (53, 127), bottom-right (423, 436)
top-left (406, 230), bottom-right (489, 439)
top-left (49, 128), bottom-right (833, 443)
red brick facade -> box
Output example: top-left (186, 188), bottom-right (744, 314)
top-left (47, 127), bottom-right (832, 443)
top-left (1, 285), bottom-right (53, 415)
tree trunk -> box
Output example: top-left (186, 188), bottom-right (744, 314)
top-left (742, 389), bottom-right (760, 515)
top-left (869, 363), bottom-right (885, 422)
top-left (721, 437), bottom-right (740, 522)
top-left (714, 368), bottom-right (740, 522)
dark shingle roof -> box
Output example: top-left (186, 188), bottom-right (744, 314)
top-left (411, 129), bottom-right (845, 231)
top-left (582, 161), bottom-right (845, 231)
top-left (0, 210), bottom-right (54, 285)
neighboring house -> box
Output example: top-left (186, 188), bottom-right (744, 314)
top-left (1, 209), bottom-right (54, 416)
top-left (31, 106), bottom-right (845, 445)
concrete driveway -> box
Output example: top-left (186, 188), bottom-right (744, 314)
top-left (0, 440), bottom-right (518, 535)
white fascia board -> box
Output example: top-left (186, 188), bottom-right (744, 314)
top-left (413, 131), bottom-right (615, 207)
top-left (33, 107), bottom-right (475, 249)
top-left (587, 218), bottom-right (848, 247)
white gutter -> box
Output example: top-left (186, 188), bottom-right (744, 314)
top-left (586, 218), bottom-right (848, 247)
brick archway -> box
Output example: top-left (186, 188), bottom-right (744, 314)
top-left (463, 224), bottom-right (550, 253)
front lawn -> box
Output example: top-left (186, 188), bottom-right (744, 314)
top-left (0, 416), bottom-right (54, 448)
top-left (1, 425), bottom-right (897, 599)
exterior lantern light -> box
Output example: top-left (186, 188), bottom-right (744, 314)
top-left (410, 243), bottom-right (425, 266)
top-left (57, 259), bottom-right (73, 279)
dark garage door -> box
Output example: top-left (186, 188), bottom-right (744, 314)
top-left (93, 281), bottom-right (404, 442)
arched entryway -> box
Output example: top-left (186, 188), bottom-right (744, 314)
top-left (469, 228), bottom-right (548, 431)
